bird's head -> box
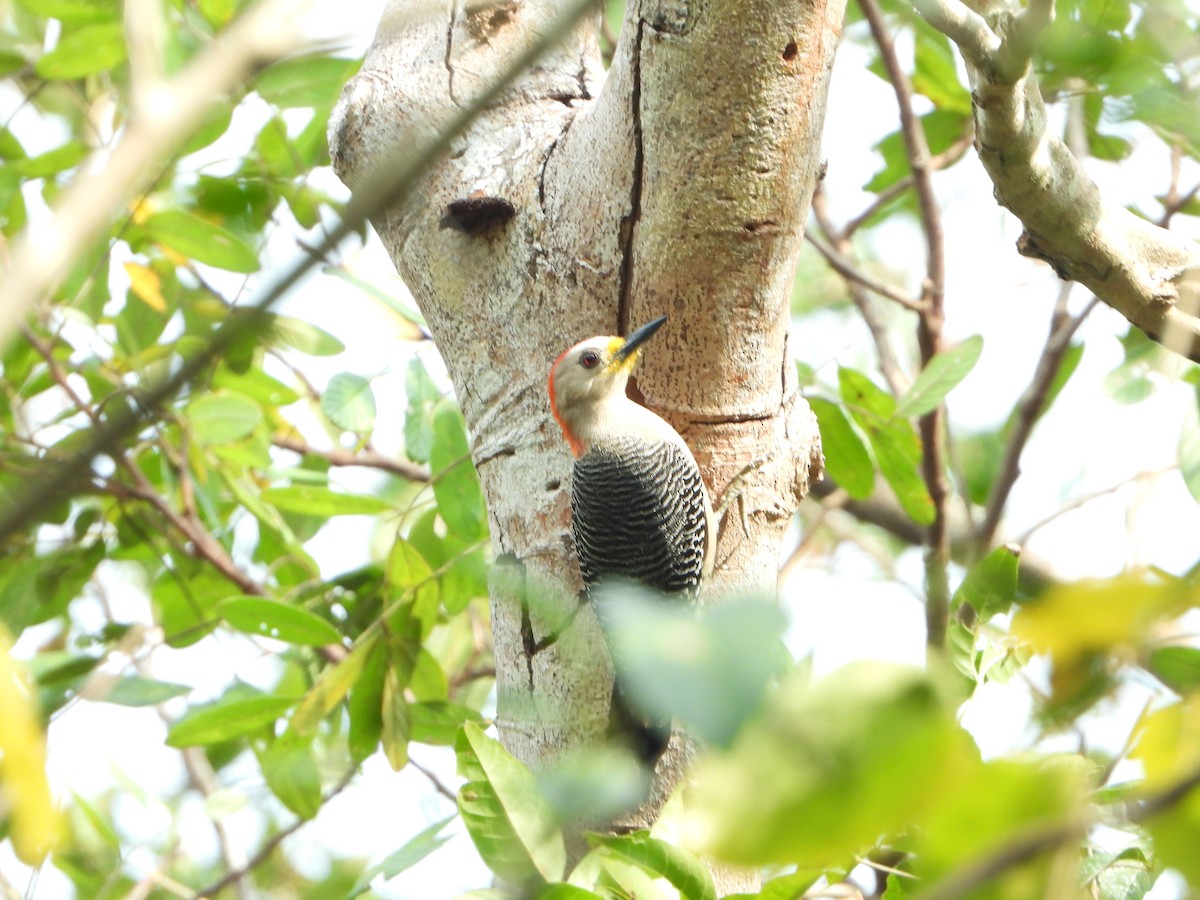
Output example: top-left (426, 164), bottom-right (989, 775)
top-left (548, 315), bottom-right (668, 456)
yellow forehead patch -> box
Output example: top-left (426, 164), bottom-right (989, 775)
top-left (605, 336), bottom-right (639, 373)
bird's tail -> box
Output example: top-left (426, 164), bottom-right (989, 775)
top-left (609, 679), bottom-right (671, 767)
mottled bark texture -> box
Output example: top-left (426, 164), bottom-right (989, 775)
top-left (329, 0), bottom-right (837, 846)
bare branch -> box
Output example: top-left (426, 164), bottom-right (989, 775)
top-left (910, 0), bottom-right (1000, 69)
top-left (861, 0), bottom-right (952, 652)
top-left (912, 0), bottom-right (1200, 361)
top-left (272, 433), bottom-right (431, 481)
top-left (842, 132), bottom-right (974, 239)
top-left (976, 290), bottom-right (1096, 548)
top-left (808, 186), bottom-right (910, 395)
top-left (188, 768), bottom-right (357, 900)
top-left (804, 232), bottom-right (926, 313)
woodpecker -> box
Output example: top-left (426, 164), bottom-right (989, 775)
top-left (548, 315), bottom-right (715, 763)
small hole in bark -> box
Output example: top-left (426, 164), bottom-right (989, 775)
top-left (441, 195), bottom-right (516, 235)
top-left (783, 41), bottom-right (798, 61)
top-left (545, 479), bottom-right (561, 492)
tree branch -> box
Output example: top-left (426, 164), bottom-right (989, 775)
top-left (271, 434), bottom-right (430, 481)
top-left (804, 231), bottom-right (926, 313)
top-left (860, 0), bottom-right (951, 652)
top-left (187, 767), bottom-right (357, 900)
top-left (976, 290), bottom-right (1096, 548)
top-left (912, 0), bottom-right (1200, 362)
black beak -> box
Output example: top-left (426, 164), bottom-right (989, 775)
top-left (614, 315), bottom-right (669, 362)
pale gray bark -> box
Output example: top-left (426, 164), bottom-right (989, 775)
top-left (913, 0), bottom-right (1200, 360)
top-left (329, 0), bottom-right (837, 869)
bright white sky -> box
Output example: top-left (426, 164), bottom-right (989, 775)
top-left (5, 1), bottom-right (1200, 897)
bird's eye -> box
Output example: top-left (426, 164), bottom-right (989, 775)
top-left (579, 350), bottom-right (601, 369)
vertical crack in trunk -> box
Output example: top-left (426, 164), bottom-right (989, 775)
top-left (519, 590), bottom-right (537, 691)
top-left (616, 19), bottom-right (646, 336)
top-left (444, 0), bottom-right (460, 106)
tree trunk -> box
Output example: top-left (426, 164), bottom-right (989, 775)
top-left (329, 0), bottom-right (836, 862)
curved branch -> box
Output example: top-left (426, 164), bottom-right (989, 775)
top-left (912, 0), bottom-right (1200, 361)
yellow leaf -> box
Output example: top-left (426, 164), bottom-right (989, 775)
top-left (1013, 573), bottom-right (1189, 664)
top-left (291, 635), bottom-right (376, 736)
top-left (123, 262), bottom-right (166, 312)
top-left (0, 636), bottom-right (61, 863)
top-left (1133, 696), bottom-right (1200, 791)
top-left (129, 196), bottom-right (155, 225)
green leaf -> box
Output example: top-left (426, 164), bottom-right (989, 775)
top-left (869, 422), bottom-right (934, 525)
top-left (727, 870), bottom-right (825, 900)
top-left (687, 662), bottom-right (971, 866)
top-left (404, 357), bottom-right (441, 463)
top-left (261, 485), bottom-right (390, 517)
top-left (456, 723), bottom-right (566, 886)
top-left (218, 597), bottom-right (342, 646)
top-left (15, 141), bottom-right (88, 178)
top-left (911, 28), bottom-right (971, 115)
top-left (166, 695), bottom-right (296, 747)
top-left (270, 315), bottom-right (346, 356)
top-left (15, 0), bottom-right (112, 21)
top-left (839, 368), bottom-right (933, 523)
top-left (894, 335), bottom-right (983, 419)
top-left (211, 365), bottom-right (300, 406)
top-left (96, 676), bottom-right (191, 707)
top-left (322, 373), bottom-right (376, 433)
top-left (255, 56), bottom-right (360, 108)
top-left (410, 700), bottom-right (484, 746)
top-left (292, 637), bottom-right (376, 735)
top-left (808, 397), bottom-right (874, 499)
top-left (590, 832), bottom-right (716, 900)
top-left (154, 567), bottom-right (234, 648)
top-left (187, 391), bottom-right (261, 445)
top-left (35, 22), bottom-right (127, 79)
top-left (348, 639), bottom-right (387, 762)
top-left (602, 591), bottom-right (788, 747)
top-left (1147, 646), bottom-right (1200, 693)
top-left (347, 815), bottom-right (456, 898)
top-left (952, 545), bottom-right (1020, 619)
top-left (197, 0), bottom-right (235, 28)
top-left (431, 400), bottom-right (487, 542)
top-left (910, 755), bottom-right (1090, 885)
top-left (387, 538), bottom-right (439, 640)
top-left (381, 666), bottom-right (411, 771)
top-left (1179, 394), bottom-right (1200, 504)
top-left (142, 210), bottom-right (259, 273)
top-left (258, 731), bottom-right (322, 820)
top-left (537, 749), bottom-right (648, 825)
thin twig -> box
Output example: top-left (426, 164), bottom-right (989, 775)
top-left (804, 231), bottom-right (926, 312)
top-left (272, 433), bottom-right (430, 481)
top-left (409, 755), bottom-right (459, 802)
top-left (188, 768), bottom-right (357, 900)
top-left (180, 749), bottom-right (254, 900)
top-left (1011, 465), bottom-right (1177, 547)
top-left (809, 186), bottom-right (910, 395)
top-left (859, 0), bottom-right (951, 652)
top-left (976, 293), bottom-right (1097, 548)
top-left (842, 132), bottom-right (974, 239)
